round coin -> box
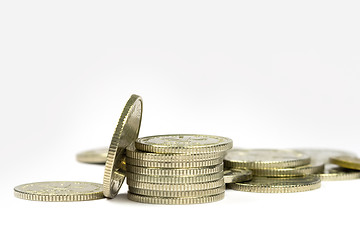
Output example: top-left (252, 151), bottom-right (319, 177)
top-left (135, 134), bottom-right (233, 154)
top-left (223, 169), bottom-right (252, 183)
top-left (330, 156), bottom-right (360, 170)
top-left (14, 181), bottom-right (104, 202)
top-left (103, 94), bottom-right (143, 198)
top-left (126, 157), bottom-right (223, 168)
top-left (224, 149), bottom-right (310, 169)
top-left (316, 164), bottom-right (360, 181)
top-left (76, 147), bottom-right (108, 164)
top-left (295, 148), bottom-right (356, 164)
top-left (227, 176), bottom-right (321, 193)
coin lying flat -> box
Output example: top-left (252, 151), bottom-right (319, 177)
top-left (223, 169), bottom-right (252, 183)
top-left (224, 149), bottom-right (310, 169)
top-left (126, 157), bottom-right (223, 168)
top-left (76, 148), bottom-right (108, 164)
top-left (103, 94), bottom-right (143, 198)
top-left (227, 176), bottom-right (321, 193)
top-left (14, 181), bottom-right (104, 202)
top-left (135, 134), bottom-right (233, 154)
top-left (295, 148), bottom-right (356, 164)
top-left (127, 192), bottom-right (225, 205)
top-left (330, 156), bottom-right (360, 170)
top-left (317, 164), bottom-right (360, 181)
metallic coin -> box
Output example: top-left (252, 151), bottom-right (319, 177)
top-left (135, 134), bottom-right (233, 154)
top-left (295, 148), bottom-right (356, 164)
top-left (227, 176), bottom-right (321, 193)
top-left (126, 157), bottom-right (223, 168)
top-left (128, 185), bottom-right (226, 198)
top-left (126, 144), bottom-right (225, 162)
top-left (126, 171), bottom-right (223, 184)
top-left (127, 192), bottom-right (225, 205)
top-left (103, 94), bottom-right (143, 198)
top-left (14, 181), bottom-right (104, 202)
top-left (127, 178), bottom-right (224, 191)
top-left (76, 148), bottom-right (108, 164)
top-left (223, 169), bottom-right (252, 183)
top-left (317, 164), bottom-right (360, 181)
top-left (330, 156), bottom-right (360, 170)
top-left (224, 149), bottom-right (310, 169)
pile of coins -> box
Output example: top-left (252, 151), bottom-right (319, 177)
top-left (124, 135), bottom-right (232, 204)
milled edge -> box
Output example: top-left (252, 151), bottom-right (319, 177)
top-left (250, 164), bottom-right (325, 177)
top-left (126, 157), bottom-right (224, 168)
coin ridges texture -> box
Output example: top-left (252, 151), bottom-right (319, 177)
top-left (135, 134), bottom-right (233, 154)
top-left (227, 176), bottom-right (321, 193)
top-left (76, 148), bottom-right (108, 164)
top-left (103, 94), bottom-right (143, 198)
top-left (223, 169), bottom-right (252, 184)
top-left (317, 164), bottom-right (360, 181)
top-left (127, 192), bottom-right (225, 205)
top-left (14, 181), bottom-right (104, 202)
top-left (224, 149), bottom-right (310, 169)
top-left (126, 157), bottom-right (223, 168)
top-left (250, 161), bottom-right (324, 177)
top-left (330, 156), bottom-right (360, 170)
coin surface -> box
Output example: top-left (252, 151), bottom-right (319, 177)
top-left (227, 176), bottom-right (321, 193)
top-left (126, 157), bottom-right (223, 168)
top-left (127, 192), bottom-right (225, 205)
top-left (317, 164), bottom-right (360, 181)
top-left (76, 148), bottom-right (108, 164)
top-left (224, 149), bottom-right (310, 169)
top-left (295, 148), bottom-right (356, 164)
top-left (135, 134), bottom-right (233, 154)
top-left (223, 169), bottom-right (252, 183)
top-left (103, 94), bottom-right (143, 198)
top-left (330, 156), bottom-right (360, 170)
top-left (14, 181), bottom-right (104, 202)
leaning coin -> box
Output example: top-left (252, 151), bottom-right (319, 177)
top-left (135, 134), bottom-right (233, 154)
top-left (295, 148), bottom-right (356, 164)
top-left (14, 181), bottom-right (104, 202)
top-left (227, 176), bottom-right (321, 193)
top-left (127, 192), bottom-right (225, 205)
top-left (223, 169), bottom-right (252, 183)
top-left (126, 157), bottom-right (223, 168)
top-left (76, 147), bottom-right (108, 164)
top-left (330, 156), bottom-right (360, 170)
top-left (316, 164), bottom-right (360, 181)
top-left (103, 94), bottom-right (143, 198)
top-left (224, 149), bottom-right (310, 169)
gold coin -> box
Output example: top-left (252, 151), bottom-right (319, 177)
top-left (295, 148), bottom-right (356, 163)
top-left (128, 185), bottom-right (225, 198)
top-left (330, 156), bottom-right (360, 170)
top-left (14, 181), bottom-right (104, 202)
top-left (224, 149), bottom-right (310, 169)
top-left (223, 169), bottom-right (252, 183)
top-left (76, 148), bottom-right (108, 164)
top-left (135, 134), bottom-right (233, 154)
top-left (103, 94), bottom-right (143, 198)
top-left (227, 176), bottom-right (321, 193)
top-left (126, 157), bottom-right (223, 168)
top-left (317, 164), bottom-right (360, 181)
top-left (127, 192), bottom-right (225, 205)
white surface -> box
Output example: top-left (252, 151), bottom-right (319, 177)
top-left (1, 1), bottom-right (360, 239)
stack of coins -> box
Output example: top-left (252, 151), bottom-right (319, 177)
top-left (124, 134), bottom-right (233, 204)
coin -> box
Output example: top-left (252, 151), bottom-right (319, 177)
top-left (103, 94), bottom-right (143, 198)
top-left (295, 148), bottom-right (356, 164)
top-left (224, 149), bottom-right (310, 169)
top-left (227, 176), bottom-right (321, 193)
top-left (127, 192), bottom-right (225, 205)
top-left (135, 134), bottom-right (233, 154)
top-left (76, 148), bottom-right (108, 164)
top-left (126, 157), bottom-right (223, 168)
top-left (317, 164), bottom-right (360, 181)
top-left (223, 169), bottom-right (252, 183)
top-left (330, 156), bottom-right (360, 170)
top-left (14, 181), bottom-right (104, 202)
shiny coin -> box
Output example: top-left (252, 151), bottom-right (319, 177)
top-left (126, 157), bottom-right (223, 168)
top-left (103, 94), bottom-right (143, 198)
top-left (76, 148), bottom-right (108, 164)
top-left (127, 192), bottom-right (225, 205)
top-left (14, 181), bottom-right (104, 202)
top-left (223, 169), bottom-right (252, 183)
top-left (135, 134), bottom-right (233, 154)
top-left (295, 148), bottom-right (356, 164)
top-left (330, 156), bottom-right (360, 170)
top-left (317, 164), bottom-right (360, 181)
top-left (227, 175), bottom-right (321, 193)
top-left (224, 149), bottom-right (310, 169)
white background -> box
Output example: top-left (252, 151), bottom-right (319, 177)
top-left (1, 1), bottom-right (360, 239)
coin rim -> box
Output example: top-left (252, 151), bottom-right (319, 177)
top-left (127, 192), bottom-right (225, 204)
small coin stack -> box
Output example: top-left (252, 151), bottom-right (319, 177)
top-left (124, 134), bottom-right (233, 204)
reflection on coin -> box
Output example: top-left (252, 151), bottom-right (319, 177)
top-left (223, 169), bottom-right (252, 183)
top-left (14, 181), bottom-right (104, 202)
top-left (330, 156), bottom-right (360, 170)
top-left (227, 176), bottom-right (321, 193)
top-left (76, 148), bottom-right (108, 164)
top-left (317, 164), bottom-right (360, 181)
top-left (224, 149), bottom-right (310, 169)
top-left (135, 134), bottom-right (233, 154)
top-left (103, 94), bottom-right (143, 198)
top-left (295, 148), bottom-right (356, 164)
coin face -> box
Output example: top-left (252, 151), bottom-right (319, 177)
top-left (317, 164), bottom-right (360, 181)
top-left (76, 148), bottom-right (108, 164)
top-left (330, 156), bottom-right (360, 170)
top-left (14, 181), bottom-right (104, 202)
top-left (224, 149), bottom-right (310, 169)
top-left (295, 148), bottom-right (356, 164)
top-left (103, 95), bottom-right (143, 198)
top-left (135, 134), bottom-right (233, 154)
top-left (223, 169), bottom-right (252, 183)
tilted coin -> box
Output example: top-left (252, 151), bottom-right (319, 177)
top-left (103, 94), bottom-right (143, 198)
top-left (224, 149), bottom-right (310, 169)
top-left (330, 156), bottom-right (360, 170)
top-left (295, 148), bottom-right (356, 164)
top-left (223, 169), bottom-right (252, 183)
top-left (126, 157), bottom-right (223, 168)
top-left (14, 181), bottom-right (104, 202)
top-left (316, 164), bottom-right (360, 181)
top-left (76, 147), bottom-right (108, 164)
top-left (135, 134), bottom-right (233, 154)
top-left (127, 192), bottom-right (225, 205)
top-left (227, 175), bottom-right (321, 193)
